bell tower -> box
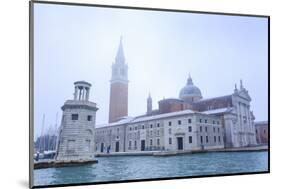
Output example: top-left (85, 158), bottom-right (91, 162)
top-left (108, 37), bottom-right (129, 123)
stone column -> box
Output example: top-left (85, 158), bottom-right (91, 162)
top-left (83, 87), bottom-right (86, 100)
top-left (237, 102), bottom-right (242, 146)
top-left (240, 103), bottom-right (244, 145)
top-left (86, 87), bottom-right (90, 101)
top-left (247, 105), bottom-right (253, 144)
top-left (248, 106), bottom-right (256, 145)
top-left (244, 104), bottom-right (249, 145)
top-left (74, 86), bottom-right (78, 100)
top-left (78, 87), bottom-right (82, 100)
top-left (238, 102), bottom-right (245, 146)
top-left (81, 87), bottom-right (85, 100)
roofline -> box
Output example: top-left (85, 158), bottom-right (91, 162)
top-left (254, 121), bottom-right (268, 125)
top-left (194, 94), bottom-right (232, 103)
top-left (97, 109), bottom-right (224, 128)
top-left (74, 80), bottom-right (92, 86)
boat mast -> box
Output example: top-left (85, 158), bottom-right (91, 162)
top-left (53, 112), bottom-right (58, 151)
top-left (39, 114), bottom-right (45, 153)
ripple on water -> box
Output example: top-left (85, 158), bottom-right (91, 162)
top-left (34, 151), bottom-right (268, 186)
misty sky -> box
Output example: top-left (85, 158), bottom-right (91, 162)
top-left (34, 3), bottom-right (268, 139)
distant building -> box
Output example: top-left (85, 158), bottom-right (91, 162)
top-left (94, 39), bottom-right (257, 154)
top-left (255, 121), bottom-right (268, 144)
top-left (56, 81), bottom-right (98, 161)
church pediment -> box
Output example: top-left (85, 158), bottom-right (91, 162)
top-left (237, 90), bottom-right (251, 101)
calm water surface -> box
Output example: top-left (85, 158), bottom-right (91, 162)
top-left (34, 151), bottom-right (268, 186)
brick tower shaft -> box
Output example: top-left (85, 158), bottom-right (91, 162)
top-left (109, 37), bottom-right (129, 123)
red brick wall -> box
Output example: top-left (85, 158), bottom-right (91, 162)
top-left (256, 124), bottom-right (268, 144)
top-left (109, 82), bottom-right (128, 123)
top-left (159, 100), bottom-right (183, 114)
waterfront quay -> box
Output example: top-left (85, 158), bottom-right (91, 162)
top-left (95, 145), bottom-right (268, 157)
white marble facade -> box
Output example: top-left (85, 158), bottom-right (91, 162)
top-left (224, 82), bottom-right (257, 147)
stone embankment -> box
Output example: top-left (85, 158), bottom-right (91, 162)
top-left (34, 159), bottom-right (98, 169)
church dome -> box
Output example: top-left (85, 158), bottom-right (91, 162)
top-left (179, 75), bottom-right (202, 102)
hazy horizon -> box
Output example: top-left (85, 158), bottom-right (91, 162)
top-left (34, 4), bottom-right (268, 139)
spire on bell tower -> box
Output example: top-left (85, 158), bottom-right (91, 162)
top-left (115, 36), bottom-right (125, 64)
top-left (111, 36), bottom-right (128, 84)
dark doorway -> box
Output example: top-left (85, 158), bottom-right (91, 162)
top-left (177, 137), bottom-right (183, 150)
top-left (141, 140), bottom-right (145, 151)
top-left (101, 143), bottom-right (104, 153)
top-left (115, 141), bottom-right (119, 152)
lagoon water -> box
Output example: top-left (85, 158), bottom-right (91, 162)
top-left (34, 151), bottom-right (268, 186)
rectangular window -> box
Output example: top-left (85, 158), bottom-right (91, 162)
top-left (200, 126), bottom-right (202, 132)
top-left (168, 128), bottom-right (172, 134)
top-left (150, 139), bottom-right (153, 146)
top-left (157, 123), bottom-right (160, 127)
top-left (71, 114), bottom-right (78, 120)
top-left (135, 126), bottom-right (137, 130)
top-left (178, 120), bottom-right (182, 125)
top-left (87, 115), bottom-right (92, 121)
top-left (189, 136), bottom-right (192, 143)
top-left (168, 121), bottom-right (172, 126)
top-left (199, 119), bottom-right (202, 123)
top-left (200, 136), bottom-right (203, 143)
top-left (188, 126), bottom-right (192, 132)
top-left (218, 128), bottom-right (220, 133)
top-left (213, 120), bottom-right (215, 124)
top-left (214, 136), bottom-right (216, 143)
top-left (142, 125), bottom-right (145, 129)
top-left (169, 137), bottom-right (172, 144)
top-left (205, 119), bottom-right (208, 123)
top-left (188, 119), bottom-right (192, 123)
top-left (206, 136), bottom-right (209, 143)
top-left (217, 121), bottom-right (220, 125)
top-left (150, 124), bottom-right (153, 128)
top-left (218, 136), bottom-right (221, 142)
top-left (205, 127), bottom-right (207, 132)
top-left (157, 138), bottom-right (160, 146)
top-left (129, 141), bottom-right (132, 148)
top-left (213, 127), bottom-right (215, 132)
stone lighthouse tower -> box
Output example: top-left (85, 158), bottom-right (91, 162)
top-left (108, 37), bottom-right (129, 123)
top-left (56, 81), bottom-right (98, 161)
